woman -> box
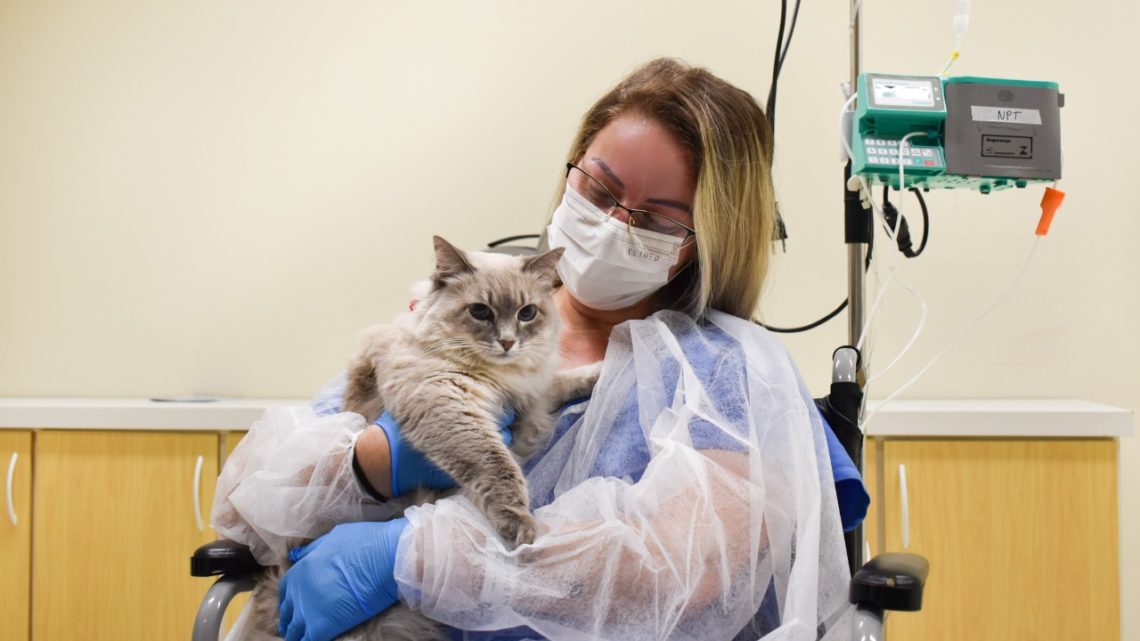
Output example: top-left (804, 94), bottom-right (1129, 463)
top-left (220, 58), bottom-right (860, 641)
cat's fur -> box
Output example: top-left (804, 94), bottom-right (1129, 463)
top-left (239, 236), bottom-right (599, 641)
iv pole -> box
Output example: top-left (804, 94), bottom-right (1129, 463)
top-left (842, 0), bottom-right (872, 575)
top-left (847, 1), bottom-right (866, 358)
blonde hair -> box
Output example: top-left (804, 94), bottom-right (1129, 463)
top-left (556, 58), bottom-right (776, 320)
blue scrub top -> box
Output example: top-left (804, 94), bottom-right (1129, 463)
top-left (819, 410), bottom-right (870, 532)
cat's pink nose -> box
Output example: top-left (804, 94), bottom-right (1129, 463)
top-left (499, 339), bottom-right (515, 352)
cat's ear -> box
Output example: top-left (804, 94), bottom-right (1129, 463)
top-left (523, 247), bottom-right (564, 285)
top-left (432, 236), bottom-right (475, 288)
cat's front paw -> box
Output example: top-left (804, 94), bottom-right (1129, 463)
top-left (581, 360), bottom-right (603, 380)
top-left (554, 361), bottom-right (603, 404)
top-left (492, 508), bottom-right (537, 548)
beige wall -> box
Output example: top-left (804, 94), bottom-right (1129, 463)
top-left (1, 0), bottom-right (1136, 637)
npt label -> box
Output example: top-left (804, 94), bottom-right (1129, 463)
top-left (971, 105), bottom-right (1043, 125)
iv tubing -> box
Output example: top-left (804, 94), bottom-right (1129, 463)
top-left (866, 275), bottom-right (928, 385)
top-left (862, 237), bottom-right (1043, 427)
top-left (942, 0), bottom-right (971, 75)
top-left (855, 131), bottom-right (927, 352)
top-left (837, 92), bottom-right (931, 376)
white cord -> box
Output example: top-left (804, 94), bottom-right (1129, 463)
top-left (838, 92), bottom-right (857, 162)
top-left (866, 135), bottom-right (930, 381)
top-left (862, 237), bottom-right (1043, 427)
top-left (866, 275), bottom-right (928, 384)
top-left (836, 91), bottom-right (896, 251)
top-left (895, 131), bottom-right (926, 231)
top-left (857, 267), bottom-right (893, 353)
top-left (854, 131), bottom-right (925, 352)
top-left (838, 92), bottom-right (888, 357)
top-left (837, 93), bottom-right (931, 376)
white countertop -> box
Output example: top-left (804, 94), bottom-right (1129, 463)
top-left (863, 399), bottom-right (1133, 438)
top-left (0, 397), bottom-right (308, 431)
top-left (0, 397), bottom-right (1132, 437)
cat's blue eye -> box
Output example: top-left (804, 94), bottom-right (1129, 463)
top-left (517, 304), bottom-right (537, 322)
top-left (469, 303), bottom-right (493, 321)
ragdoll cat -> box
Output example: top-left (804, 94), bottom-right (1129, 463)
top-left (239, 236), bottom-right (600, 641)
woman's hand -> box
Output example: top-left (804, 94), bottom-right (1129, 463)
top-left (355, 407), bottom-right (515, 498)
top-left (278, 518), bottom-right (408, 641)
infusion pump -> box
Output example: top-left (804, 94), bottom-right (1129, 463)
top-left (851, 73), bottom-right (1063, 193)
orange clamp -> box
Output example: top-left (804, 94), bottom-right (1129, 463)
top-left (1036, 187), bottom-right (1065, 236)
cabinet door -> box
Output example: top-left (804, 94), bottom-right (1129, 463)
top-left (0, 431), bottom-right (32, 641)
top-left (880, 439), bottom-right (1119, 641)
top-left (223, 431), bottom-right (246, 461)
top-left (33, 431), bottom-right (219, 641)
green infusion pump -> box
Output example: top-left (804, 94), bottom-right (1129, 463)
top-left (852, 73), bottom-right (1063, 193)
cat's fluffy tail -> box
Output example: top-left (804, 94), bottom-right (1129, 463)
top-left (225, 566), bottom-right (282, 641)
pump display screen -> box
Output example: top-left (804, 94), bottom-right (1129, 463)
top-left (872, 77), bottom-right (936, 108)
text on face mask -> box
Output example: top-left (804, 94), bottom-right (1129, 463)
top-left (627, 247), bottom-right (661, 261)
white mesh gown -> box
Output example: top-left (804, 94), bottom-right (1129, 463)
top-left (212, 309), bottom-right (855, 641)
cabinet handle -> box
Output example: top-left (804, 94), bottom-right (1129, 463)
top-left (193, 455), bottom-right (205, 532)
top-left (899, 463), bottom-right (910, 549)
top-left (6, 452), bottom-right (16, 527)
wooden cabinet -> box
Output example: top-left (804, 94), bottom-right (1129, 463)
top-left (0, 431), bottom-right (32, 641)
top-left (223, 431), bottom-right (246, 459)
top-left (0, 397), bottom-right (1125, 640)
top-left (869, 438), bottom-right (1119, 641)
top-left (32, 431), bottom-right (219, 640)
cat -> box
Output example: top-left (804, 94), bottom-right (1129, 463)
top-left (238, 236), bottom-right (600, 641)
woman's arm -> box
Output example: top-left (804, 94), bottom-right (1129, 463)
top-left (394, 445), bottom-right (821, 640)
top-left (354, 425), bottom-right (394, 499)
top-left (213, 370), bottom-right (520, 565)
top-left (210, 407), bottom-right (382, 566)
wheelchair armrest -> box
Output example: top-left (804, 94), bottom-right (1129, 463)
top-left (191, 540), bottom-right (262, 578)
top-left (849, 552), bottom-right (929, 612)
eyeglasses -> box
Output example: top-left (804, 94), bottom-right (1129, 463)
top-left (565, 162), bottom-right (696, 241)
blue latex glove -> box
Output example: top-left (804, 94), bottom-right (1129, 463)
top-left (376, 406), bottom-right (515, 496)
top-left (279, 518), bottom-right (409, 641)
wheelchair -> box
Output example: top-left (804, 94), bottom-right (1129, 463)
top-left (191, 240), bottom-right (929, 641)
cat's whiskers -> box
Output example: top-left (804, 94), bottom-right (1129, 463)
top-left (422, 343), bottom-right (471, 360)
top-left (420, 337), bottom-right (498, 369)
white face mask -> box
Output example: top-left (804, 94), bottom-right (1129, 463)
top-left (546, 185), bottom-right (688, 311)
